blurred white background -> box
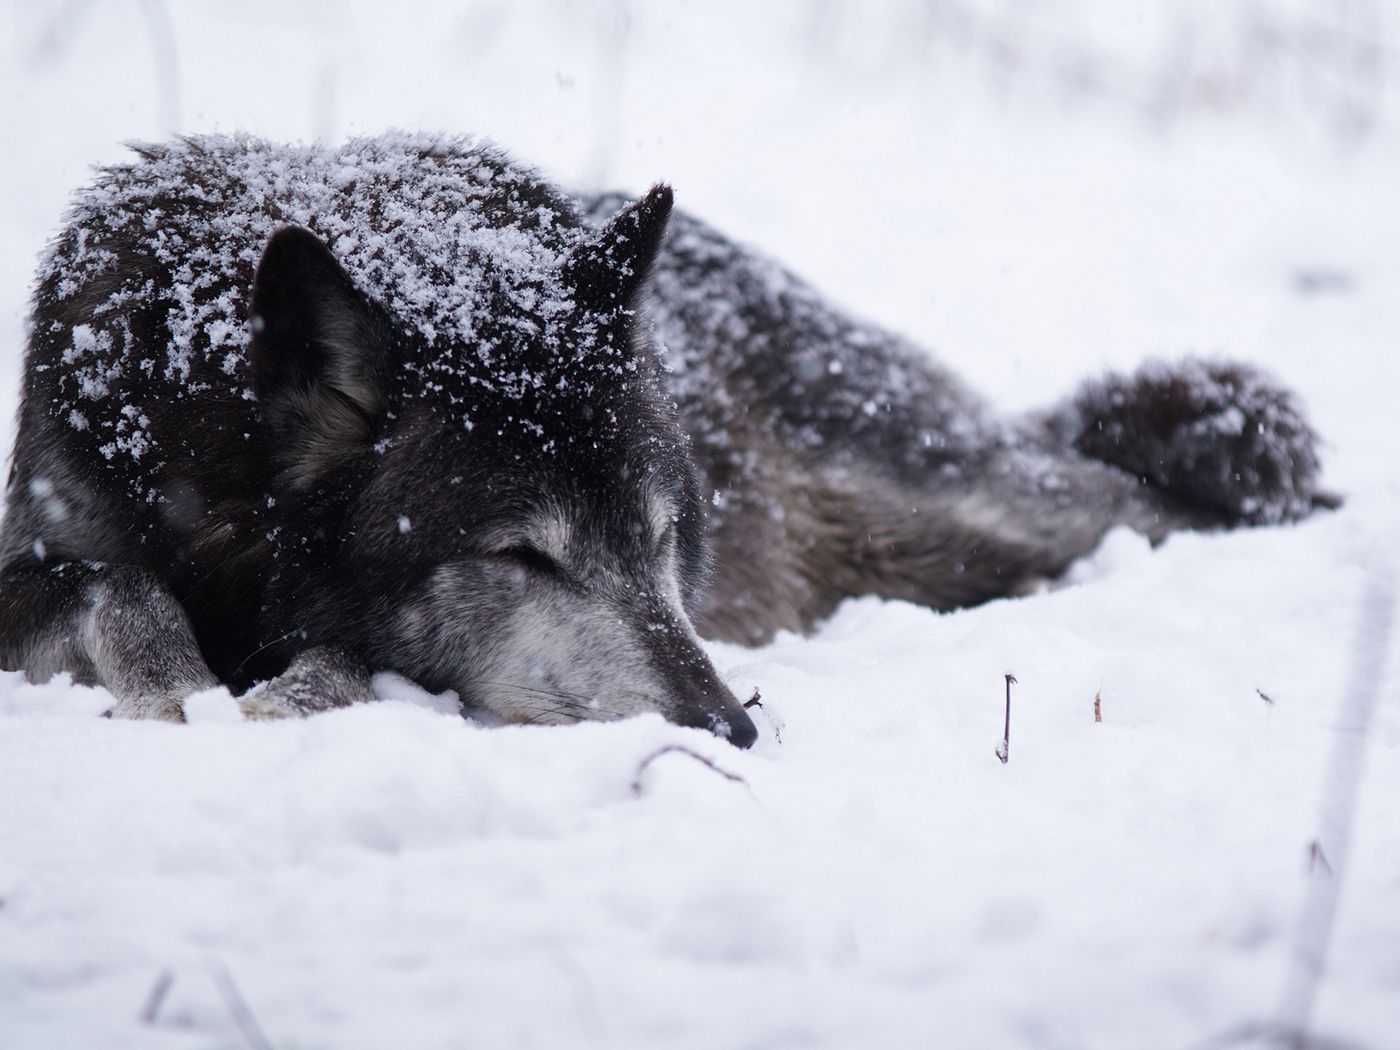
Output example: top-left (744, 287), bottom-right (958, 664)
top-left (2, 1), bottom-right (1396, 424)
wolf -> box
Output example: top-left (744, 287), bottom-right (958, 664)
top-left (0, 136), bottom-right (1326, 748)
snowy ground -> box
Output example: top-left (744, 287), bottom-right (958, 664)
top-left (2, 2), bottom-right (1399, 1048)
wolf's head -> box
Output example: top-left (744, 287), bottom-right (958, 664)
top-left (244, 186), bottom-right (756, 747)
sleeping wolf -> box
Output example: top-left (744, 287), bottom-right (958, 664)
top-left (0, 136), bottom-right (1326, 747)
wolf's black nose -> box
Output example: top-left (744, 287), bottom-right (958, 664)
top-left (723, 706), bottom-right (758, 750)
top-left (676, 702), bottom-right (757, 749)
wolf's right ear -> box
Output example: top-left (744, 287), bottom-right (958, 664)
top-left (564, 184), bottom-right (673, 315)
top-left (249, 226), bottom-right (392, 485)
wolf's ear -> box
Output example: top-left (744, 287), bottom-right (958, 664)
top-left (565, 183), bottom-right (673, 314)
top-left (249, 226), bottom-right (391, 485)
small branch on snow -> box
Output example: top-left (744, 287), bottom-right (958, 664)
top-left (631, 745), bottom-right (748, 797)
top-left (996, 674), bottom-right (1017, 764)
top-left (743, 688), bottom-right (763, 710)
top-left (140, 969), bottom-right (175, 1025)
top-left (1307, 841), bottom-right (1332, 877)
top-left (209, 962), bottom-right (276, 1050)
top-left (1093, 686), bottom-right (1103, 724)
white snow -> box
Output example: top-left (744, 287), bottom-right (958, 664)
top-left (2, 3), bottom-right (1399, 1049)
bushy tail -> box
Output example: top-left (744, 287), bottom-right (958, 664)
top-left (1043, 359), bottom-right (1332, 525)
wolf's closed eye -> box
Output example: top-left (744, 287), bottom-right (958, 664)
top-left (499, 545), bottom-right (563, 578)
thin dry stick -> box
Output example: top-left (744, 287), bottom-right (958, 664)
top-left (631, 745), bottom-right (748, 796)
top-left (1093, 687), bottom-right (1103, 724)
top-left (1273, 569), bottom-right (1395, 1046)
top-left (996, 674), bottom-right (1017, 764)
top-left (208, 963), bottom-right (276, 1050)
top-left (140, 970), bottom-right (175, 1025)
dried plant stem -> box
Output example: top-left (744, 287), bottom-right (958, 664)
top-left (209, 963), bottom-right (276, 1050)
top-left (631, 745), bottom-right (748, 796)
top-left (140, 970), bottom-right (175, 1025)
top-left (996, 674), bottom-right (1016, 764)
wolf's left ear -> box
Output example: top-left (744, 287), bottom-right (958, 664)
top-left (565, 183), bottom-right (673, 313)
top-left (249, 226), bottom-right (393, 484)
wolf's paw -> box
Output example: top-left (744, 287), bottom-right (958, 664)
top-left (238, 645), bottom-right (376, 720)
top-left (105, 693), bottom-right (187, 722)
top-left (237, 673), bottom-right (343, 720)
top-left (237, 685), bottom-right (305, 720)
top-left (1068, 359), bottom-right (1326, 525)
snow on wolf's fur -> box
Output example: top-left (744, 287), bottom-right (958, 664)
top-left (45, 134), bottom-right (614, 476)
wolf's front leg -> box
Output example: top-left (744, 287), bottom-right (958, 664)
top-left (0, 562), bottom-right (218, 721)
top-left (237, 644), bottom-right (375, 720)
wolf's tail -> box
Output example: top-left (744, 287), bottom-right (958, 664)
top-left (1037, 358), bottom-right (1336, 526)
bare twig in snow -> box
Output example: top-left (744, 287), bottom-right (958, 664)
top-left (996, 673), bottom-right (1016, 764)
top-left (743, 688), bottom-right (763, 710)
top-left (631, 745), bottom-right (748, 797)
top-left (1307, 841), bottom-right (1332, 877)
top-left (1093, 687), bottom-right (1103, 724)
top-left (209, 963), bottom-right (276, 1050)
top-left (140, 970), bottom-right (175, 1024)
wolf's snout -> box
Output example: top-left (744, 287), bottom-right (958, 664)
top-left (636, 600), bottom-right (758, 748)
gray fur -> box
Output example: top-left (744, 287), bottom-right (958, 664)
top-left (239, 645), bottom-right (374, 719)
